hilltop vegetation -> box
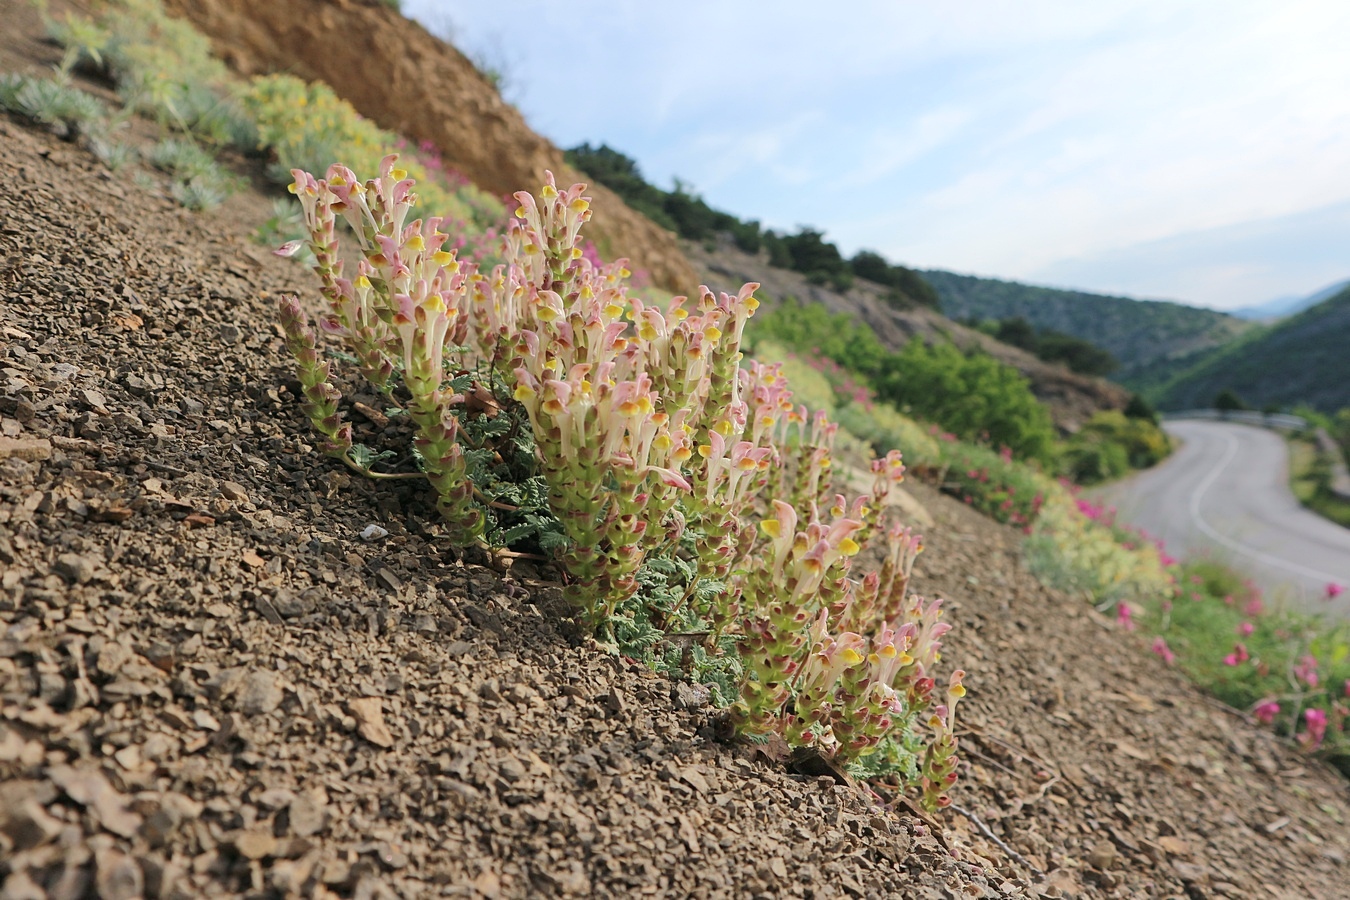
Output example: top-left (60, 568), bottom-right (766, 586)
top-left (564, 142), bottom-right (940, 307)
top-left (968, 316), bottom-right (1119, 377)
top-left (1152, 284), bottom-right (1350, 413)
top-left (922, 269), bottom-right (1252, 380)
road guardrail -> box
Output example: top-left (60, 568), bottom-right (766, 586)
top-left (1163, 409), bottom-right (1307, 430)
top-left (1164, 410), bottom-right (1350, 501)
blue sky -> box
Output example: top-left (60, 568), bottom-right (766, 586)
top-left (404, 1), bottom-right (1350, 311)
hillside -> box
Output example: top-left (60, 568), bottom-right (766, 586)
top-left (686, 236), bottom-right (1131, 431)
top-left (161, 0), bottom-right (699, 296)
top-left (5, 3), bottom-right (1350, 897)
top-left (4, 104), bottom-right (1350, 894)
top-left (1153, 284), bottom-right (1350, 413)
top-left (922, 269), bottom-right (1253, 380)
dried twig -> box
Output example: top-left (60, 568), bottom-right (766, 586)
top-left (950, 803), bottom-right (1043, 876)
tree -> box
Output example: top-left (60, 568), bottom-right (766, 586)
top-left (1214, 389), bottom-right (1248, 412)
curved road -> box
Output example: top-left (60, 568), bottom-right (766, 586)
top-left (1092, 419), bottom-right (1350, 613)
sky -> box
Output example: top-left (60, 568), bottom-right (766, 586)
top-left (404, 1), bottom-right (1350, 312)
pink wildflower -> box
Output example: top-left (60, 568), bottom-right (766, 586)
top-left (1294, 655), bottom-right (1320, 689)
top-left (1345, 679), bottom-right (1350, 699)
top-left (1238, 622), bottom-right (1254, 637)
top-left (1223, 643), bottom-right (1249, 667)
top-left (1244, 598), bottom-right (1264, 617)
top-left (1190, 592), bottom-right (1202, 602)
top-left (1326, 582), bottom-right (1345, 601)
top-left (1300, 708), bottom-right (1328, 750)
top-left (1222, 594), bottom-right (1234, 606)
top-left (1151, 638), bottom-right (1175, 665)
top-left (1253, 700), bottom-right (1280, 724)
top-left (1190, 575), bottom-right (1204, 585)
top-left (1115, 603), bottom-right (1135, 632)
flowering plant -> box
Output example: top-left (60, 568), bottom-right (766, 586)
top-left (277, 159), bottom-right (964, 807)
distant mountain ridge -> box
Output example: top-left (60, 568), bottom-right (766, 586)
top-left (921, 269), bottom-right (1253, 380)
top-left (1152, 284), bottom-right (1350, 413)
top-left (1231, 278), bottom-right (1350, 321)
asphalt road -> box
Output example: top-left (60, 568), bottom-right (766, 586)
top-left (1091, 419), bottom-right (1350, 613)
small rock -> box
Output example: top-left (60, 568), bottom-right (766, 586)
top-left (348, 697), bottom-right (395, 748)
top-left (1172, 861), bottom-right (1209, 884)
top-left (203, 667), bottom-right (246, 701)
top-left (361, 524), bottom-right (389, 541)
top-left (232, 830), bottom-right (277, 860)
top-left (674, 682), bottom-right (711, 709)
top-left (1087, 840), bottom-right (1117, 870)
top-left (142, 642), bottom-right (176, 673)
top-left (287, 793), bottom-right (327, 837)
top-left (55, 553), bottom-right (98, 585)
top-left (192, 710), bottom-right (221, 731)
top-left (47, 765), bottom-right (142, 838)
top-left (81, 388), bottom-right (108, 411)
top-left (112, 745), bottom-right (141, 771)
top-left (679, 766), bottom-right (710, 794)
top-left (220, 481), bottom-right (249, 502)
top-left (95, 849), bottom-right (143, 900)
top-left (0, 437), bottom-right (52, 461)
top-left (0, 797), bottom-right (63, 849)
top-left (0, 871), bottom-right (45, 900)
top-left (498, 757), bottom-right (527, 783)
top-left (274, 591), bottom-right (316, 619)
top-left (375, 568), bottom-right (402, 591)
top-left (237, 670), bottom-right (283, 715)
top-left (95, 642), bottom-right (133, 678)
top-left (1156, 836), bottom-right (1190, 857)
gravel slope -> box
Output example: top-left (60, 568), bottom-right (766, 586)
top-left (2, 31), bottom-right (1350, 900)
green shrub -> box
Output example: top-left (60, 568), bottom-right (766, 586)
top-left (0, 73), bottom-right (106, 139)
top-left (877, 340), bottom-right (1057, 465)
top-left (241, 74), bottom-right (506, 249)
top-left (938, 440), bottom-right (1048, 526)
top-left (1061, 410), bottom-right (1170, 484)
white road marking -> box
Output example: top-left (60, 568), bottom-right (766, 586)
top-left (1188, 428), bottom-right (1345, 585)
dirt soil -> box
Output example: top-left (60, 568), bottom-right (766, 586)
top-left (3, 11), bottom-right (1350, 900)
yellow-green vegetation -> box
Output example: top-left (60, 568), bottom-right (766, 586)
top-left (1024, 486), bottom-right (1172, 609)
top-left (1061, 410), bottom-right (1171, 485)
top-left (1288, 435), bottom-right (1350, 529)
top-left (241, 75), bottom-right (504, 237)
top-left (834, 401), bottom-right (943, 472)
top-left (24, 0), bottom-right (508, 234)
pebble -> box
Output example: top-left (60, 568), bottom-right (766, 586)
top-left (219, 480), bottom-right (250, 502)
top-left (1087, 840), bottom-right (1118, 870)
top-left (287, 794), bottom-right (327, 838)
top-left (54, 552), bottom-right (98, 585)
top-left (237, 670), bottom-right (283, 715)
